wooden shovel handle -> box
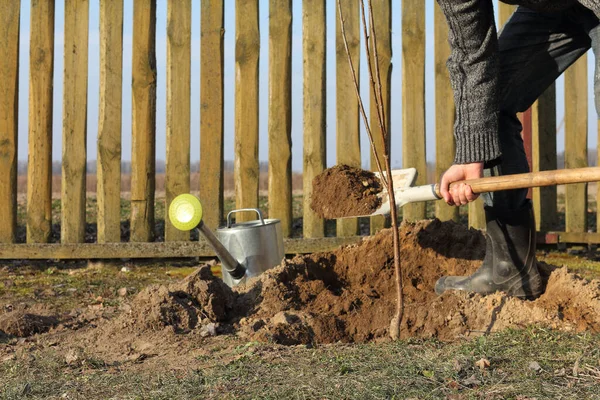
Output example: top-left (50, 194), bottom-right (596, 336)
top-left (434, 167), bottom-right (600, 198)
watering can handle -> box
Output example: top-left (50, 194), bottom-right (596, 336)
top-left (226, 208), bottom-right (265, 228)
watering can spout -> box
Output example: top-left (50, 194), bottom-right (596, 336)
top-left (197, 221), bottom-right (247, 279)
top-left (168, 194), bottom-right (246, 280)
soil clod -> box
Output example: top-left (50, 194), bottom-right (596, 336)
top-left (310, 164), bottom-right (383, 218)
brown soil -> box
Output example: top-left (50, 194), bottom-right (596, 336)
top-left (0, 308), bottom-right (59, 337)
top-left (3, 219), bottom-right (600, 370)
top-left (310, 164), bottom-right (382, 218)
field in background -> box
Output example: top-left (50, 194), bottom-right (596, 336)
top-left (16, 172), bottom-right (304, 196)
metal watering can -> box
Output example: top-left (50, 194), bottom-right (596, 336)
top-left (168, 194), bottom-right (285, 287)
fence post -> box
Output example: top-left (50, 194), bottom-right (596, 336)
top-left (0, 0), bottom-right (20, 244)
top-left (62, 0), bottom-right (89, 244)
top-left (434, 2), bottom-right (458, 223)
top-left (268, 0), bottom-right (293, 237)
top-left (302, 0), bottom-right (326, 238)
top-left (402, 0), bottom-right (426, 223)
top-left (200, 0), bottom-right (225, 230)
top-left (336, 0), bottom-right (360, 237)
top-left (130, 0), bottom-right (157, 242)
top-left (565, 54), bottom-right (588, 233)
top-left (532, 84), bottom-right (557, 231)
top-left (27, 0), bottom-right (54, 244)
top-left (497, 3), bottom-right (516, 29)
top-left (166, 0), bottom-right (191, 241)
top-left (97, 0), bottom-right (123, 243)
top-left (370, 0), bottom-right (392, 233)
top-left (234, 0), bottom-right (260, 223)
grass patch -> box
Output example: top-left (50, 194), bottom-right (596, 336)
top-left (0, 261), bottom-right (198, 313)
top-left (1, 328), bottom-right (599, 399)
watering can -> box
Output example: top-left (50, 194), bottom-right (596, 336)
top-left (168, 194), bottom-right (285, 287)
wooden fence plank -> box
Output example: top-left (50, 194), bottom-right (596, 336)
top-left (130, 0), bottom-right (157, 242)
top-left (200, 0), bottom-right (224, 229)
top-left (370, 0), bottom-right (392, 234)
top-left (61, 0), bottom-right (89, 244)
top-left (268, 0), bottom-right (293, 237)
top-left (433, 2), bottom-right (458, 222)
top-left (0, 0), bottom-right (20, 243)
top-left (498, 3), bottom-right (516, 29)
top-left (165, 0), bottom-right (191, 241)
top-left (336, 0), bottom-right (360, 237)
top-left (564, 54), bottom-right (588, 233)
top-left (302, 0), bottom-right (326, 238)
top-left (27, 0), bottom-right (54, 244)
top-left (402, 0), bottom-right (426, 222)
top-left (532, 84), bottom-right (557, 231)
top-left (0, 236), bottom-right (363, 259)
top-left (468, 198), bottom-right (486, 229)
top-left (234, 0), bottom-right (260, 223)
top-left (97, 0), bottom-right (123, 243)
top-left (9, 229), bottom-right (600, 260)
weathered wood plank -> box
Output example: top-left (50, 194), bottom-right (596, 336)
top-left (498, 3), bottom-right (516, 28)
top-left (538, 231), bottom-right (600, 245)
top-left (402, 0), bottom-right (427, 222)
top-left (0, 237), bottom-right (364, 259)
top-left (468, 198), bottom-right (486, 229)
top-left (268, 0), bottom-right (293, 237)
top-left (335, 0), bottom-right (360, 237)
top-left (27, 0), bottom-right (55, 244)
top-left (302, 0), bottom-right (326, 238)
top-left (130, 0), bottom-right (157, 242)
top-left (370, 0), bottom-right (392, 233)
top-left (433, 2), bottom-right (458, 222)
top-left (0, 0), bottom-right (20, 243)
top-left (564, 54), bottom-right (588, 233)
top-left (165, 0), bottom-right (191, 241)
top-left (6, 230), bottom-right (600, 259)
top-left (97, 0), bottom-right (123, 243)
top-left (234, 0), bottom-right (260, 223)
top-left (200, 0), bottom-right (224, 229)
top-left (61, 0), bottom-right (89, 244)
top-left (532, 84), bottom-right (557, 231)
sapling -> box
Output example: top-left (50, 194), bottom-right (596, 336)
top-left (337, 0), bottom-right (404, 340)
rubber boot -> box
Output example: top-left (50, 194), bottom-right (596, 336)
top-left (435, 201), bottom-right (544, 300)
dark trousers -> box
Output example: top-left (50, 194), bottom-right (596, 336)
top-left (485, 5), bottom-right (600, 212)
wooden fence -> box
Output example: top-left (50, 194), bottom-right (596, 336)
top-left (0, 0), bottom-right (596, 259)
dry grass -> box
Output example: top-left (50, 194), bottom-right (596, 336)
top-left (2, 327), bottom-right (600, 399)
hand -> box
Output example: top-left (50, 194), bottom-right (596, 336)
top-left (440, 162), bottom-right (483, 206)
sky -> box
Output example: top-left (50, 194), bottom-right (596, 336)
top-left (15, 0), bottom-right (598, 172)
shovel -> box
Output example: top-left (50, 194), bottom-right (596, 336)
top-left (359, 166), bottom-right (600, 217)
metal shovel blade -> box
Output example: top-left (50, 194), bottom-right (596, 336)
top-left (363, 168), bottom-right (418, 217)
top-left (347, 168), bottom-right (441, 218)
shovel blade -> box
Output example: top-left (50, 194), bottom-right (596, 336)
top-left (348, 168), bottom-right (417, 217)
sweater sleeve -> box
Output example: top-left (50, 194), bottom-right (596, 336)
top-left (436, 0), bottom-right (502, 165)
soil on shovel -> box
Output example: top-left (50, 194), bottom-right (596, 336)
top-left (310, 164), bottom-right (383, 218)
top-left (4, 219), bottom-right (600, 369)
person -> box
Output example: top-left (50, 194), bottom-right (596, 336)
top-left (435, 1), bottom-right (600, 299)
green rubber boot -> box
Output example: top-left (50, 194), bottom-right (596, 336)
top-left (435, 201), bottom-right (544, 300)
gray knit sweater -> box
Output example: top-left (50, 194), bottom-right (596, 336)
top-left (437, 0), bottom-right (599, 165)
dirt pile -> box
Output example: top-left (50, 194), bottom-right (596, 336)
top-left (77, 219), bottom-right (600, 348)
top-left (119, 267), bottom-right (233, 333)
top-left (4, 219), bottom-right (600, 359)
top-left (310, 164), bottom-right (382, 218)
